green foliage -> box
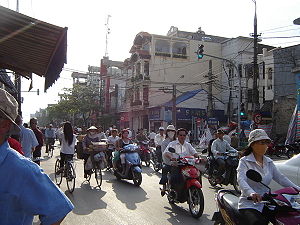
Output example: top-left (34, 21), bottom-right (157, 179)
top-left (46, 84), bottom-right (102, 126)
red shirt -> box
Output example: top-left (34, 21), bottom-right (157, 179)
top-left (8, 137), bottom-right (24, 155)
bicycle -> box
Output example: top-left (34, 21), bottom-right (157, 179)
top-left (85, 142), bottom-right (107, 187)
top-left (54, 156), bottom-right (76, 193)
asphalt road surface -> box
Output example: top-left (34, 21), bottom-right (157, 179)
top-left (33, 146), bottom-right (255, 225)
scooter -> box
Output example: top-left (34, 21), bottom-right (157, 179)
top-left (205, 149), bottom-right (240, 193)
top-left (113, 144), bottom-right (143, 186)
top-left (150, 146), bottom-right (162, 172)
top-left (105, 143), bottom-right (115, 169)
top-left (139, 140), bottom-right (151, 167)
top-left (164, 147), bottom-right (204, 218)
top-left (212, 169), bottom-right (300, 225)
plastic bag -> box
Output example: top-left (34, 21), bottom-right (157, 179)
top-left (85, 156), bottom-right (93, 170)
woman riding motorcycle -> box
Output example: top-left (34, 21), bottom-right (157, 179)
top-left (82, 126), bottom-right (101, 178)
top-left (115, 129), bottom-right (133, 175)
top-left (159, 125), bottom-right (176, 196)
top-left (237, 129), bottom-right (300, 225)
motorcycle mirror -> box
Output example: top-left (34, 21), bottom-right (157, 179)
top-left (168, 147), bottom-right (176, 153)
top-left (202, 149), bottom-right (208, 154)
top-left (246, 169), bottom-right (262, 182)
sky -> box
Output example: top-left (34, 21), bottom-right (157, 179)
top-left (0, 0), bottom-right (299, 122)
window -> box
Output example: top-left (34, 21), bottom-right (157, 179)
top-left (267, 68), bottom-right (273, 80)
top-left (172, 42), bottom-right (187, 59)
top-left (238, 64), bottom-right (242, 77)
top-left (144, 61), bottom-right (149, 76)
top-left (245, 64), bottom-right (253, 78)
top-left (155, 39), bottom-right (171, 57)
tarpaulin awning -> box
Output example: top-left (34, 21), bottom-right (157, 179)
top-left (163, 89), bottom-right (204, 107)
top-left (0, 6), bottom-right (68, 91)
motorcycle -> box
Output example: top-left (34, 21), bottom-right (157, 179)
top-left (212, 169), bottom-right (300, 225)
top-left (150, 146), bottom-right (163, 172)
top-left (285, 140), bottom-right (300, 159)
top-left (164, 147), bottom-right (204, 218)
top-left (113, 144), bottom-right (142, 186)
top-left (205, 149), bottom-right (240, 193)
top-left (139, 140), bottom-right (151, 167)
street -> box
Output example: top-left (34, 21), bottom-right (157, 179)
top-left (33, 147), bottom-right (229, 225)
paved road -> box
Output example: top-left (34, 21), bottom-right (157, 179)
top-left (35, 147), bottom-right (288, 225)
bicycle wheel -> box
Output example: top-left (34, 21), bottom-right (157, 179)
top-left (95, 167), bottom-right (102, 187)
top-left (66, 162), bottom-right (76, 193)
top-left (54, 159), bottom-right (63, 185)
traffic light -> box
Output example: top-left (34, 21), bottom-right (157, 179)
top-left (240, 103), bottom-right (247, 120)
top-left (37, 89), bottom-right (39, 95)
top-left (196, 44), bottom-right (204, 59)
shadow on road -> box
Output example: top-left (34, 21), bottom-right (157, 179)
top-left (164, 204), bottom-right (212, 224)
top-left (142, 166), bottom-right (161, 178)
top-left (65, 183), bottom-right (107, 215)
top-left (108, 178), bottom-right (149, 210)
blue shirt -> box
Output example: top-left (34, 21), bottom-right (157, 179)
top-left (45, 128), bottom-right (56, 139)
top-left (20, 125), bottom-right (39, 158)
top-left (0, 141), bottom-right (74, 225)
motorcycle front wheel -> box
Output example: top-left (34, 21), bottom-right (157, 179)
top-left (132, 170), bottom-right (142, 186)
top-left (188, 186), bottom-right (204, 218)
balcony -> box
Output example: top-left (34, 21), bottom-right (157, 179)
top-left (131, 100), bottom-right (142, 106)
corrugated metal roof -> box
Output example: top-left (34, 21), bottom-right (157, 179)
top-left (0, 6), bottom-right (68, 91)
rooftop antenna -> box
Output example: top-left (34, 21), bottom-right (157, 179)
top-left (104, 15), bottom-right (111, 58)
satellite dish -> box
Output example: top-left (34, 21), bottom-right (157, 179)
top-left (293, 17), bottom-right (300, 25)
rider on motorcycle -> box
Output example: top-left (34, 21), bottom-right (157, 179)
top-left (163, 128), bottom-right (199, 190)
top-left (115, 129), bottom-right (133, 175)
top-left (154, 127), bottom-right (165, 163)
top-left (238, 129), bottom-right (300, 225)
top-left (159, 125), bottom-right (176, 196)
top-left (107, 129), bottom-right (119, 149)
top-left (211, 129), bottom-right (237, 179)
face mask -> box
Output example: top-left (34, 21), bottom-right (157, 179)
top-left (90, 131), bottom-right (96, 135)
top-left (167, 131), bottom-right (175, 139)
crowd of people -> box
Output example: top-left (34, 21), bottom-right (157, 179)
top-left (1, 86), bottom-right (300, 225)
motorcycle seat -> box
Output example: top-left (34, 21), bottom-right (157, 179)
top-left (222, 193), bottom-right (241, 217)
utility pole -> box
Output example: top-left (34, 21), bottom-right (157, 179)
top-left (251, 0), bottom-right (260, 113)
top-left (172, 84), bottom-right (176, 127)
top-left (15, 0), bottom-right (22, 116)
top-left (207, 60), bottom-right (213, 118)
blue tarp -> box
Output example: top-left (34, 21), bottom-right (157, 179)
top-left (163, 89), bottom-right (204, 107)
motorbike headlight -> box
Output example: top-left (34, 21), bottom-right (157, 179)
top-left (282, 194), bottom-right (300, 210)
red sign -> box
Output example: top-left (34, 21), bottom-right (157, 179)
top-left (253, 113), bottom-right (262, 124)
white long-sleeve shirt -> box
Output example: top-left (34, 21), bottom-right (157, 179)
top-left (211, 138), bottom-right (236, 158)
top-left (154, 134), bottom-right (165, 146)
top-left (163, 140), bottom-right (197, 165)
top-left (237, 153), bottom-right (300, 212)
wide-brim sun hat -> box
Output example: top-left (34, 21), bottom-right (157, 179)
top-left (87, 126), bottom-right (98, 131)
top-left (0, 88), bottom-right (20, 134)
top-left (248, 129), bottom-right (271, 146)
top-left (166, 125), bottom-right (176, 131)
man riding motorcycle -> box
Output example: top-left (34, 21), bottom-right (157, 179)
top-left (210, 129), bottom-right (237, 180)
top-left (162, 128), bottom-right (199, 194)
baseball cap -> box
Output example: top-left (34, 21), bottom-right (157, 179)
top-left (159, 126), bottom-right (165, 130)
top-left (248, 129), bottom-right (271, 146)
top-left (0, 88), bottom-right (20, 134)
top-left (166, 125), bottom-right (176, 131)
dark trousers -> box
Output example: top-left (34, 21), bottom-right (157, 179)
top-left (239, 207), bottom-right (273, 225)
top-left (60, 152), bottom-right (73, 168)
top-left (216, 158), bottom-right (226, 176)
top-left (159, 164), bottom-right (171, 185)
top-left (156, 146), bottom-right (162, 163)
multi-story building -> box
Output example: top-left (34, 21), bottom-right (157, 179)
top-left (114, 27), bottom-right (230, 132)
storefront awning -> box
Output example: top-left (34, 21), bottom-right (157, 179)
top-left (0, 6), bottom-right (68, 91)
